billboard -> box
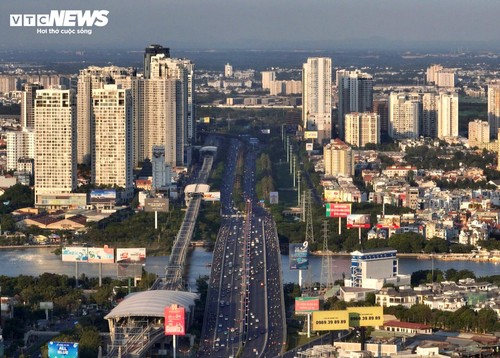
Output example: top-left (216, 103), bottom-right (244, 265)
top-left (199, 116), bottom-right (211, 124)
top-left (326, 203), bottom-right (351, 218)
top-left (376, 215), bottom-right (401, 229)
top-left (261, 129), bottom-right (271, 134)
top-left (346, 214), bottom-right (371, 229)
top-left (48, 342), bottom-right (79, 358)
top-left (269, 191), bottom-right (279, 204)
top-left (116, 248), bottom-right (146, 264)
top-left (62, 247), bottom-right (88, 262)
top-left (89, 189), bottom-right (116, 204)
top-left (144, 198), bottom-right (169, 212)
top-left (289, 242), bottom-right (309, 270)
top-left (295, 297), bottom-right (320, 314)
top-left (164, 305), bottom-right (185, 336)
top-left (88, 246), bottom-right (115, 263)
top-left (39, 194), bottom-right (87, 208)
top-left (304, 131), bottom-right (318, 139)
top-left (202, 192), bottom-right (221, 202)
top-left (40, 302), bottom-right (54, 310)
top-left (347, 306), bottom-right (384, 327)
top-left (324, 189), bottom-right (343, 202)
top-left (305, 143), bottom-right (313, 151)
top-left (312, 310), bottom-right (349, 331)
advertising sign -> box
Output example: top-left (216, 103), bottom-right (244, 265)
top-left (326, 203), bottom-right (351, 218)
top-left (312, 310), bottom-right (349, 331)
top-left (144, 198), bottom-right (169, 212)
top-left (346, 214), bottom-right (371, 229)
top-left (295, 297), bottom-right (320, 314)
top-left (376, 215), bottom-right (401, 229)
top-left (164, 304), bottom-right (185, 336)
top-left (88, 246), bottom-right (115, 263)
top-left (269, 191), bottom-right (279, 204)
top-left (61, 247), bottom-right (88, 262)
top-left (304, 131), bottom-right (318, 139)
top-left (202, 192), bottom-right (221, 202)
top-left (324, 189), bottom-right (343, 202)
top-left (347, 306), bottom-right (384, 327)
top-left (261, 129), bottom-right (271, 134)
top-left (289, 242), bottom-right (309, 270)
top-left (305, 143), bottom-right (313, 151)
top-left (89, 189), bottom-right (116, 204)
top-left (40, 302), bottom-right (54, 310)
top-left (116, 248), bottom-right (146, 264)
top-left (48, 342), bottom-right (79, 358)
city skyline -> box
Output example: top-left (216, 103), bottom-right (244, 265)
top-left (2, 0), bottom-right (500, 51)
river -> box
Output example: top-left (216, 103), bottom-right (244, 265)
top-left (0, 247), bottom-right (498, 291)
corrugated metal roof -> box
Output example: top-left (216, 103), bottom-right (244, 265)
top-left (104, 290), bottom-right (199, 319)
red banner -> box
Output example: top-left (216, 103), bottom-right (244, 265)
top-left (326, 203), bottom-right (351, 218)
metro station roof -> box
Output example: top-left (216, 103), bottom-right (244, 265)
top-left (184, 184), bottom-right (210, 194)
top-left (200, 146), bottom-right (217, 153)
top-left (104, 290), bottom-right (199, 319)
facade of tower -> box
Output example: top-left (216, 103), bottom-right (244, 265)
top-left (437, 92), bottom-right (459, 139)
top-left (21, 83), bottom-right (43, 129)
top-left (152, 145), bottom-right (172, 191)
top-left (345, 112), bottom-right (380, 147)
top-left (224, 63), bottom-right (233, 78)
top-left (421, 92), bottom-right (437, 138)
top-left (302, 57), bottom-right (332, 143)
top-left (144, 44), bottom-right (170, 80)
top-left (488, 83), bottom-right (500, 139)
top-left (336, 69), bottom-right (373, 139)
top-left (261, 71), bottom-right (276, 90)
top-left (91, 85), bottom-right (133, 199)
top-left (389, 93), bottom-right (421, 140)
top-left (323, 138), bottom-right (354, 177)
top-left (34, 88), bottom-right (77, 205)
top-left (76, 66), bottom-right (135, 165)
top-left (468, 120), bottom-right (490, 148)
top-left (6, 129), bottom-right (35, 171)
top-left (373, 97), bottom-right (389, 137)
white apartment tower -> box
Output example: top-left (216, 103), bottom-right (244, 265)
top-left (336, 69), bottom-right (373, 139)
top-left (152, 145), bottom-right (172, 191)
top-left (261, 71), bottom-right (276, 90)
top-left (323, 138), bottom-right (354, 177)
top-left (21, 83), bottom-right (43, 129)
top-left (91, 85), bottom-right (133, 198)
top-left (34, 88), bottom-right (77, 205)
top-left (488, 83), bottom-right (500, 139)
top-left (6, 129), bottom-right (35, 171)
top-left (389, 93), bottom-right (421, 140)
top-left (302, 57), bottom-right (332, 143)
top-left (345, 112), bottom-right (380, 147)
top-left (437, 92), bottom-right (459, 138)
top-left (468, 120), bottom-right (490, 148)
top-left (224, 63), bottom-right (233, 78)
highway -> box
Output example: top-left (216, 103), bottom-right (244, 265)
top-left (199, 138), bottom-right (286, 358)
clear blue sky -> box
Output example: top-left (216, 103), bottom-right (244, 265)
top-left (1, 0), bottom-right (499, 50)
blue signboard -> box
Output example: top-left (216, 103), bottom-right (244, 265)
top-left (289, 242), bottom-right (309, 270)
top-left (48, 342), bottom-right (79, 358)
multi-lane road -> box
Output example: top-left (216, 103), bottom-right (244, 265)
top-left (199, 139), bottom-right (286, 358)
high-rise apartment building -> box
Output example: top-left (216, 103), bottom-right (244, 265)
top-left (323, 138), bottom-right (354, 177)
top-left (373, 97), bottom-right (389, 137)
top-left (426, 65), bottom-right (443, 84)
top-left (488, 83), bottom-right (500, 139)
top-left (426, 65), bottom-right (456, 87)
top-left (302, 57), bottom-right (332, 143)
top-left (224, 63), bottom-right (233, 78)
top-left (261, 71), bottom-right (276, 90)
top-left (152, 145), bottom-right (172, 191)
top-left (437, 92), bottom-right (459, 138)
top-left (345, 112), bottom-right (380, 147)
top-left (6, 129), bottom-right (35, 171)
top-left (144, 44), bottom-right (170, 79)
top-left (77, 66), bottom-right (135, 165)
top-left (34, 88), bottom-right (77, 205)
top-left (421, 92), bottom-right (437, 138)
top-left (468, 120), bottom-right (490, 148)
top-left (91, 85), bottom-right (133, 198)
top-left (336, 69), bottom-right (373, 139)
top-left (21, 83), bottom-right (43, 129)
top-left (389, 93), bottom-right (421, 140)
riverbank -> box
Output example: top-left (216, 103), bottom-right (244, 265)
top-left (312, 250), bottom-right (500, 262)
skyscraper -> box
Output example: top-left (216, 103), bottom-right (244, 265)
top-left (261, 71), bottom-right (276, 90)
top-left (92, 84), bottom-right (133, 199)
top-left (6, 129), bottom-right (35, 171)
top-left (323, 138), bottom-right (354, 177)
top-left (389, 93), bottom-right (421, 140)
top-left (421, 92), bottom-right (437, 138)
top-left (34, 88), bottom-right (76, 205)
top-left (152, 145), bottom-right (172, 191)
top-left (345, 112), bottom-right (380, 147)
top-left (21, 83), bottom-right (43, 129)
top-left (224, 63), bottom-right (233, 78)
top-left (336, 69), bottom-right (373, 139)
top-left (488, 83), bottom-right (500, 139)
top-left (144, 44), bottom-right (170, 79)
top-left (468, 120), bottom-right (489, 148)
top-left (302, 57), bottom-right (332, 143)
top-left (437, 92), bottom-right (459, 139)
